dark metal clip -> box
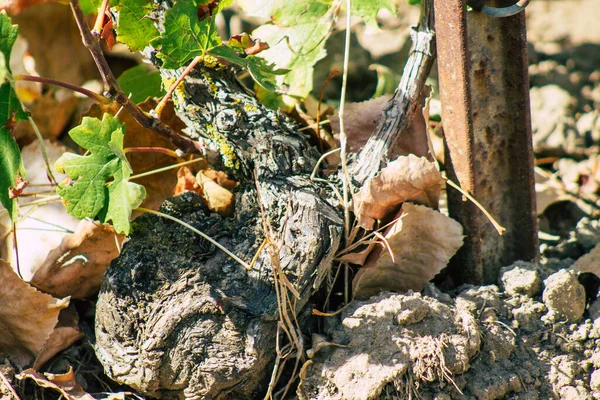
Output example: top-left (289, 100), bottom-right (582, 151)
top-left (468, 0), bottom-right (531, 18)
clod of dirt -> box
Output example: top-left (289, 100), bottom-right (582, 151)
top-left (511, 299), bottom-right (547, 333)
top-left (575, 217), bottom-right (600, 251)
top-left (590, 369), bottom-right (600, 393)
top-left (530, 85), bottom-right (584, 157)
top-left (298, 291), bottom-right (481, 400)
top-left (499, 261), bottom-right (541, 297)
top-left (542, 269), bottom-right (586, 322)
top-left (396, 296), bottom-right (429, 325)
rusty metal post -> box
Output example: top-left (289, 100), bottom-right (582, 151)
top-left (434, 0), bottom-right (538, 284)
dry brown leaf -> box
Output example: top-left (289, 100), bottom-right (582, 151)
top-left (17, 367), bottom-right (94, 400)
top-left (336, 242), bottom-right (377, 265)
top-left (197, 171), bottom-right (235, 216)
top-left (30, 220), bottom-right (124, 299)
top-left (33, 304), bottom-right (83, 370)
top-left (0, 140), bottom-right (81, 281)
top-left (202, 169), bottom-right (238, 191)
top-left (13, 3), bottom-right (99, 86)
top-left (330, 87), bottom-right (432, 161)
top-left (14, 92), bottom-right (78, 145)
top-left (174, 166), bottom-right (200, 196)
top-left (174, 167), bottom-right (236, 215)
top-left (352, 203), bottom-right (463, 299)
top-left (330, 95), bottom-right (392, 153)
top-left (353, 154), bottom-right (443, 230)
top-left (0, 260), bottom-right (69, 367)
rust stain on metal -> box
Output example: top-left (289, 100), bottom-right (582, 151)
top-left (434, 0), bottom-right (538, 284)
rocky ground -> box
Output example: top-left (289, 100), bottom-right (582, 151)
top-left (297, 2), bottom-right (600, 399)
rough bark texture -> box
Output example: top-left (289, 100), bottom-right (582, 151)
top-left (94, 1), bottom-right (437, 397)
top-left (94, 6), bottom-right (343, 399)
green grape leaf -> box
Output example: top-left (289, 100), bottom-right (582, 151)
top-left (114, 0), bottom-right (159, 51)
top-left (0, 52), bottom-right (7, 84)
top-left (209, 45), bottom-right (288, 92)
top-left (151, 0), bottom-right (233, 69)
top-left (117, 64), bottom-right (166, 103)
top-left (238, 0), bottom-right (331, 26)
top-left (0, 12), bottom-right (28, 221)
top-left (251, 21), bottom-right (330, 100)
top-left (351, 0), bottom-right (396, 28)
top-left (0, 11), bottom-right (17, 63)
top-left (54, 114), bottom-right (146, 234)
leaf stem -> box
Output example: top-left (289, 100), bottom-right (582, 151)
top-left (136, 207), bottom-right (251, 269)
top-left (92, 0), bottom-right (109, 34)
top-left (155, 56), bottom-right (202, 116)
top-left (123, 147), bottom-right (180, 158)
top-left (129, 158), bottom-right (205, 181)
top-left (13, 74), bottom-right (107, 102)
top-left (445, 177), bottom-right (506, 235)
top-left (68, 0), bottom-right (201, 155)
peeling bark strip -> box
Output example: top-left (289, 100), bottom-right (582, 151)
top-left (350, 1), bottom-right (435, 186)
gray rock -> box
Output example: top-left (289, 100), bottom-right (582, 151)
top-left (499, 261), bottom-right (541, 297)
top-left (543, 269), bottom-right (586, 322)
top-left (530, 85), bottom-right (584, 156)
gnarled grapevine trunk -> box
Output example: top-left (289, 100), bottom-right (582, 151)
top-left (94, 1), bottom-right (435, 398)
top-left (95, 27), bottom-right (343, 400)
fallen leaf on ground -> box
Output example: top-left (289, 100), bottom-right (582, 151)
top-left (17, 367), bottom-right (94, 400)
top-left (33, 304), bottom-right (83, 370)
top-left (202, 169), bottom-right (238, 191)
top-left (174, 166), bottom-right (198, 196)
top-left (12, 3), bottom-right (99, 85)
top-left (0, 260), bottom-right (69, 367)
top-left (353, 154), bottom-right (443, 230)
top-left (337, 243), bottom-right (376, 265)
top-left (197, 171), bottom-right (235, 216)
top-left (535, 168), bottom-right (573, 215)
top-left (0, 140), bottom-right (80, 281)
top-left (30, 220), bottom-right (124, 299)
top-left (352, 203), bottom-right (464, 299)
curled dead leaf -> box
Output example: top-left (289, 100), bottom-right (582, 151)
top-left (0, 260), bottom-right (69, 367)
top-left (30, 220), bottom-right (124, 299)
top-left (352, 203), bottom-right (464, 299)
top-left (33, 304), bottom-right (83, 370)
top-left (17, 367), bottom-right (94, 400)
top-left (353, 155), bottom-right (443, 230)
top-left (174, 167), bottom-right (236, 216)
top-left (330, 87), bottom-right (433, 161)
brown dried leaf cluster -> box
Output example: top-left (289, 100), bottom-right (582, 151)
top-left (0, 260), bottom-right (69, 367)
top-left (18, 367), bottom-right (95, 400)
top-left (175, 166), bottom-right (237, 216)
top-left (352, 203), bottom-right (464, 299)
top-left (31, 220), bottom-right (124, 299)
top-left (353, 154), bottom-right (443, 230)
top-left (330, 92), bottom-right (463, 297)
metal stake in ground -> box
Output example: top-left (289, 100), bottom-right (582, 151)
top-left (434, 0), bottom-right (538, 284)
